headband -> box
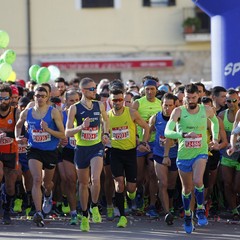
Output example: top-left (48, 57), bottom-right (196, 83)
top-left (143, 79), bottom-right (157, 87)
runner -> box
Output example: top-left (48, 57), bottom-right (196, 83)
top-left (132, 76), bottom-right (161, 217)
top-left (65, 77), bottom-right (109, 232)
top-left (60, 90), bottom-right (80, 224)
top-left (149, 93), bottom-right (178, 225)
top-left (219, 89), bottom-right (240, 220)
top-left (0, 84), bottom-right (19, 224)
top-left (165, 83), bottom-right (219, 234)
top-left (108, 87), bottom-right (150, 227)
top-left (15, 86), bottom-right (65, 227)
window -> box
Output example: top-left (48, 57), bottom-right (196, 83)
top-left (195, 7), bottom-right (210, 33)
top-left (143, 0), bottom-right (176, 7)
top-left (82, 0), bottom-right (114, 8)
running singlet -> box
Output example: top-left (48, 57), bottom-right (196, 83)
top-left (62, 110), bottom-right (76, 149)
top-left (177, 104), bottom-right (208, 160)
top-left (108, 106), bottom-right (136, 150)
top-left (27, 106), bottom-right (59, 150)
top-left (74, 101), bottom-right (102, 146)
top-left (0, 106), bottom-right (18, 153)
top-left (137, 96), bottom-right (162, 142)
top-left (222, 110), bottom-right (240, 160)
top-left (153, 112), bottom-right (178, 158)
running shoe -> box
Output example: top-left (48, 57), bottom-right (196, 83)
top-left (62, 203), bottom-right (70, 214)
top-left (2, 210), bottom-right (11, 225)
top-left (196, 209), bottom-right (208, 226)
top-left (184, 214), bottom-right (194, 234)
top-left (165, 212), bottom-right (174, 225)
top-left (91, 206), bottom-right (102, 223)
top-left (80, 216), bottom-right (90, 232)
top-left (70, 213), bottom-right (78, 225)
top-left (33, 212), bottom-right (44, 227)
top-left (42, 192), bottom-right (53, 214)
top-left (146, 205), bottom-right (159, 219)
top-left (117, 216), bottom-right (127, 228)
top-left (106, 207), bottom-right (114, 221)
top-left (13, 198), bottom-right (23, 213)
top-left (127, 191), bottom-right (136, 200)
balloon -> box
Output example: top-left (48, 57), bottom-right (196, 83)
top-left (2, 49), bottom-right (16, 64)
top-left (48, 65), bottom-right (60, 81)
top-left (0, 63), bottom-right (12, 81)
top-left (36, 67), bottom-right (50, 84)
top-left (7, 71), bottom-right (16, 82)
top-left (0, 30), bottom-right (10, 49)
top-left (29, 64), bottom-right (40, 81)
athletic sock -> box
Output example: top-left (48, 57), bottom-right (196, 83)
top-left (182, 192), bottom-right (191, 215)
top-left (194, 185), bottom-right (204, 209)
top-left (115, 192), bottom-right (125, 216)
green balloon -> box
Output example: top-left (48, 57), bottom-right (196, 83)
top-left (0, 30), bottom-right (10, 49)
top-left (3, 49), bottom-right (16, 64)
top-left (0, 63), bottom-right (12, 81)
top-left (29, 64), bottom-right (40, 81)
top-left (36, 67), bottom-right (50, 84)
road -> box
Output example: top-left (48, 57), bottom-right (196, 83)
top-left (0, 214), bottom-right (239, 240)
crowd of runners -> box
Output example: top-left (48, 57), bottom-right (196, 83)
top-left (0, 76), bottom-right (240, 233)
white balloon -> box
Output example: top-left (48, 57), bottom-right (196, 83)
top-left (48, 65), bottom-right (60, 81)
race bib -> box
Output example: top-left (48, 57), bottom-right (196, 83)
top-left (18, 143), bottom-right (27, 154)
top-left (81, 126), bottom-right (98, 141)
top-left (184, 134), bottom-right (202, 148)
top-left (69, 136), bottom-right (76, 147)
top-left (32, 129), bottom-right (51, 143)
top-left (0, 137), bottom-right (13, 145)
top-left (112, 126), bottom-right (129, 140)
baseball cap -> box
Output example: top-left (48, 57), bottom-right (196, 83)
top-left (10, 85), bottom-right (19, 95)
top-left (158, 85), bottom-right (169, 93)
top-left (16, 79), bottom-right (26, 88)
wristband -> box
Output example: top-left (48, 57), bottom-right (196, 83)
top-left (163, 156), bottom-right (169, 158)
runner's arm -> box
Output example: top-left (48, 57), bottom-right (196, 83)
top-left (66, 105), bottom-right (81, 137)
top-left (48, 108), bottom-right (65, 139)
top-left (99, 101), bottom-right (109, 134)
top-left (164, 107), bottom-right (182, 139)
top-left (15, 109), bottom-right (28, 140)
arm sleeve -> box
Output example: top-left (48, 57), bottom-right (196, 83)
top-left (209, 114), bottom-right (219, 141)
top-left (164, 119), bottom-right (182, 139)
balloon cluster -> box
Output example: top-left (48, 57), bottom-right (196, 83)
top-left (0, 30), bottom-right (17, 82)
top-left (0, 30), bottom-right (61, 84)
top-left (28, 64), bottom-right (60, 83)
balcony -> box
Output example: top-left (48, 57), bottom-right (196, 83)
top-left (183, 7), bottom-right (211, 42)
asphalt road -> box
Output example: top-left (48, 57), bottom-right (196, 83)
top-left (0, 214), bottom-right (239, 240)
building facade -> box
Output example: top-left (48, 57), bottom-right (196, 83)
top-left (0, 0), bottom-right (211, 86)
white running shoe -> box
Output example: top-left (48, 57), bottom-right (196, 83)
top-left (42, 192), bottom-right (53, 214)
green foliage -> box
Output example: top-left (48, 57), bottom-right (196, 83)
top-left (183, 17), bottom-right (201, 31)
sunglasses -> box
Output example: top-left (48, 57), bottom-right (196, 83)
top-left (0, 96), bottom-right (10, 101)
top-left (34, 94), bottom-right (47, 99)
top-left (112, 98), bottom-right (124, 103)
top-left (84, 87), bottom-right (97, 91)
top-left (226, 99), bottom-right (237, 103)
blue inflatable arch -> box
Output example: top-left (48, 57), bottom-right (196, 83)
top-left (193, 0), bottom-right (240, 89)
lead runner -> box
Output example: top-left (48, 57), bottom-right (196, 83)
top-left (164, 83), bottom-right (219, 234)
